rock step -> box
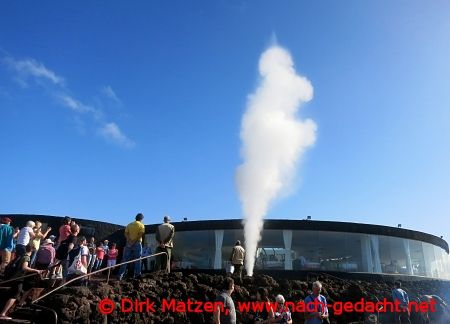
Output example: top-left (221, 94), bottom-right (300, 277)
top-left (4, 307), bottom-right (49, 324)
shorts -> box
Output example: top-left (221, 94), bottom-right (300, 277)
top-left (8, 282), bottom-right (24, 299)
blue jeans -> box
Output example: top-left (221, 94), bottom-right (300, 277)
top-left (118, 242), bottom-right (142, 279)
top-left (30, 250), bottom-right (38, 266)
top-left (88, 254), bottom-right (96, 272)
top-left (93, 258), bottom-right (103, 271)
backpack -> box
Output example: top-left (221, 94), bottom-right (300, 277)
top-left (68, 247), bottom-right (87, 275)
top-left (4, 256), bottom-right (24, 279)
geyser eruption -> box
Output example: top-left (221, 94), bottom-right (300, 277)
top-left (236, 45), bottom-right (317, 276)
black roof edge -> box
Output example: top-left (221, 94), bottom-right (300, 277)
top-left (1, 213), bottom-right (124, 228)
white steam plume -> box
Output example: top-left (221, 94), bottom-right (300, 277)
top-left (236, 45), bottom-right (317, 276)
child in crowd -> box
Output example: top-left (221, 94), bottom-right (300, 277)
top-left (107, 243), bottom-right (118, 268)
top-left (94, 244), bottom-right (105, 271)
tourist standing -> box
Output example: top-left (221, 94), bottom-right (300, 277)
top-left (35, 239), bottom-right (56, 270)
top-left (155, 215), bottom-right (175, 273)
top-left (305, 281), bottom-right (329, 324)
top-left (30, 221), bottom-right (51, 266)
top-left (55, 224), bottom-right (79, 280)
top-left (213, 277), bottom-right (236, 324)
top-left (67, 236), bottom-right (89, 285)
top-left (87, 237), bottom-right (96, 273)
top-left (93, 244), bottom-right (105, 271)
top-left (392, 281), bottom-right (411, 324)
top-left (101, 240), bottom-right (109, 268)
top-left (230, 240), bottom-right (245, 281)
top-left (55, 217), bottom-right (72, 249)
top-left (16, 221), bottom-right (36, 258)
top-left (118, 213), bottom-right (145, 280)
top-left (273, 294), bottom-right (292, 324)
top-left (107, 243), bottom-right (118, 268)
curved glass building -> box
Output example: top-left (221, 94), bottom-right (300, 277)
top-left (144, 219), bottom-right (450, 279)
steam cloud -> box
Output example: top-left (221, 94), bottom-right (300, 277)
top-left (236, 45), bottom-right (317, 276)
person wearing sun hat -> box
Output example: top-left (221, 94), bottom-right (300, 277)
top-left (0, 217), bottom-right (14, 274)
top-left (35, 238), bottom-right (56, 270)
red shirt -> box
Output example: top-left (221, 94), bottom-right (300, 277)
top-left (108, 248), bottom-right (118, 260)
top-left (58, 225), bottom-right (71, 243)
top-left (96, 246), bottom-right (105, 259)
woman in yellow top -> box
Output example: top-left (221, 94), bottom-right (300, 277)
top-left (30, 221), bottom-right (52, 267)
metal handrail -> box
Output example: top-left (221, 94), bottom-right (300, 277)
top-left (32, 251), bottom-right (168, 304)
top-left (30, 304), bottom-right (58, 324)
top-left (0, 262), bottom-right (62, 286)
top-left (0, 273), bottom-right (39, 286)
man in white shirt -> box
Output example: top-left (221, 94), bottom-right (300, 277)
top-left (16, 221), bottom-right (35, 257)
top-left (230, 240), bottom-right (245, 282)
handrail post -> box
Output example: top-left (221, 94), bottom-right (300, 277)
top-left (106, 267), bottom-right (111, 284)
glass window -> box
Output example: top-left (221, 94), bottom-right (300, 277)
top-left (222, 229), bottom-right (245, 269)
top-left (409, 239), bottom-right (426, 276)
top-left (170, 230), bottom-right (215, 269)
top-left (444, 251), bottom-right (450, 280)
top-left (422, 242), bottom-right (438, 278)
top-left (147, 228), bottom-right (449, 279)
top-left (433, 246), bottom-right (447, 279)
top-left (291, 231), bottom-right (362, 272)
top-left (378, 236), bottom-right (409, 274)
top-left (292, 230), bottom-right (321, 270)
top-left (316, 231), bottom-right (362, 272)
top-left (255, 230), bottom-right (284, 270)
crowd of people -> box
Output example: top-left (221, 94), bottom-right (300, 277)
top-left (0, 214), bottom-right (435, 323)
top-left (0, 216), bottom-right (120, 320)
top-left (0, 213), bottom-right (179, 320)
top-left (214, 278), bottom-right (331, 324)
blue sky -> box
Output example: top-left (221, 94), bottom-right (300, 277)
top-left (1, 1), bottom-right (449, 242)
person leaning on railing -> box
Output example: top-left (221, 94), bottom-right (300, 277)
top-left (118, 213), bottom-right (145, 280)
top-left (0, 244), bottom-right (44, 321)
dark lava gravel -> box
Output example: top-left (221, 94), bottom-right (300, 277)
top-left (32, 271), bottom-right (450, 324)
